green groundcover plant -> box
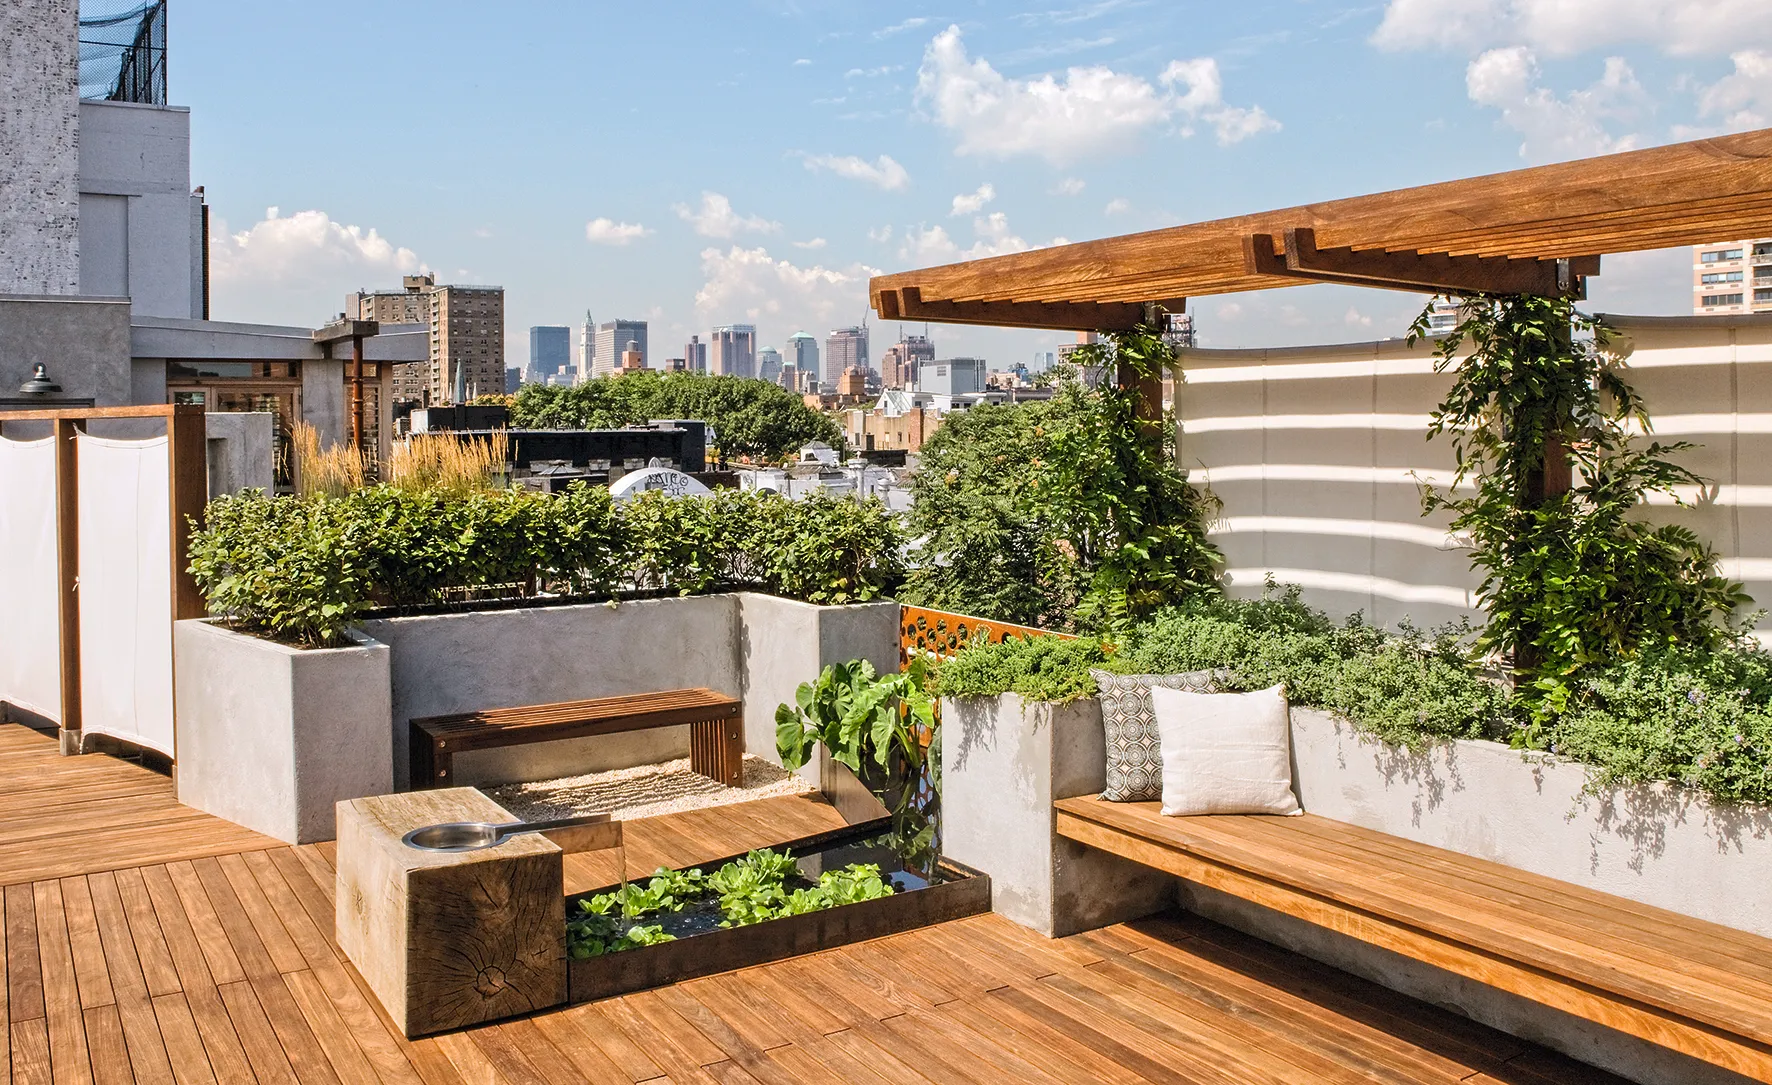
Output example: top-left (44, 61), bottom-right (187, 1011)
top-left (189, 484), bottom-right (904, 647)
top-left (933, 583), bottom-right (1772, 807)
top-left (566, 849), bottom-right (894, 958)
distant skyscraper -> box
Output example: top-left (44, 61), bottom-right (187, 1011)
top-left (529, 326), bottom-right (570, 384)
top-left (593, 319), bottom-right (648, 377)
top-left (348, 273), bottom-right (504, 404)
top-left (882, 333), bottom-right (933, 388)
top-left (757, 347), bottom-right (782, 384)
top-left (685, 335), bottom-right (708, 373)
top-left (825, 326), bottom-right (867, 386)
top-left (787, 331), bottom-right (819, 382)
top-left (578, 311), bottom-right (595, 384)
top-left (711, 323), bottom-right (757, 378)
top-left (1694, 240), bottom-right (1772, 314)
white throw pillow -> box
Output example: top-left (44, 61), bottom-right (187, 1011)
top-left (1152, 683), bottom-right (1302, 817)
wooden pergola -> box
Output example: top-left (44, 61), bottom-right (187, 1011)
top-left (869, 129), bottom-right (1772, 332)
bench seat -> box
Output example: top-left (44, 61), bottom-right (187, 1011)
top-left (1054, 796), bottom-right (1772, 1082)
top-left (411, 688), bottom-right (743, 790)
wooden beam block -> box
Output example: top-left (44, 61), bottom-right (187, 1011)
top-left (1246, 229), bottom-right (1598, 298)
top-left (53, 418), bottom-right (81, 752)
top-left (875, 287), bottom-right (1157, 332)
top-left (335, 788), bottom-right (565, 1037)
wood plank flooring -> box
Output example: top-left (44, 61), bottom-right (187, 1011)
top-left (0, 722), bottom-right (1634, 1084)
top-left (0, 725), bottom-right (277, 884)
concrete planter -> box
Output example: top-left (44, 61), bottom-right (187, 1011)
top-left (362, 593), bottom-right (901, 792)
top-left (173, 620), bottom-right (392, 844)
top-left (940, 693), bottom-right (1174, 936)
top-left (1288, 706), bottom-right (1772, 939)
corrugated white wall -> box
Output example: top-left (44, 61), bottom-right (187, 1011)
top-left (1177, 313), bottom-right (1772, 638)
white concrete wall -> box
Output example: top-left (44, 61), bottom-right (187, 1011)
top-left (942, 693), bottom-right (1176, 936)
top-left (1289, 706), bottom-right (1772, 939)
top-left (174, 622), bottom-right (393, 844)
top-left (77, 100), bottom-right (199, 319)
top-left (1177, 314), bottom-right (1772, 639)
top-left (364, 596), bottom-right (746, 789)
top-left (0, 0), bottom-right (80, 296)
top-left (203, 412), bottom-right (274, 497)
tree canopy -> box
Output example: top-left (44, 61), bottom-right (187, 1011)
top-left (902, 332), bottom-right (1221, 631)
top-left (510, 372), bottom-right (840, 463)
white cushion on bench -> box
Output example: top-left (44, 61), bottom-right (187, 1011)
top-left (1153, 683), bottom-right (1302, 817)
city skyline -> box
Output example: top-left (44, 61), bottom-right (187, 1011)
top-left (185, 2), bottom-right (1761, 369)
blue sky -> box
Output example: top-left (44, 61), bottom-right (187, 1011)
top-left (183, 0), bottom-right (1772, 367)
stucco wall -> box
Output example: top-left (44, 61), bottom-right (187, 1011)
top-left (364, 596), bottom-right (745, 789)
top-left (202, 412), bottom-right (274, 497)
top-left (0, 0), bottom-right (80, 296)
top-left (0, 294), bottom-right (132, 408)
top-left (942, 693), bottom-right (1175, 936)
top-left (1177, 315), bottom-right (1772, 641)
top-left (1289, 706), bottom-right (1772, 939)
top-left (77, 101), bottom-right (200, 319)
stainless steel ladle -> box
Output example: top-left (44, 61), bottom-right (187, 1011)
top-left (402, 812), bottom-right (612, 852)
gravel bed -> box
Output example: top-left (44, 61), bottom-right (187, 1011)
top-left (485, 755), bottom-right (817, 822)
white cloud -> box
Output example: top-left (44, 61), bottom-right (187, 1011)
top-left (672, 192), bottom-right (781, 238)
top-left (793, 58), bottom-right (812, 66)
top-left (208, 208), bottom-right (425, 324)
top-left (950, 183), bottom-right (996, 216)
top-left (584, 217), bottom-right (651, 245)
top-left (1159, 58), bottom-right (1282, 144)
top-left (1345, 306), bottom-right (1374, 327)
top-left (1698, 50), bottom-right (1772, 130)
top-left (845, 65), bottom-right (905, 79)
top-left (1372, 0), bottom-right (1772, 58)
top-left (1216, 301), bottom-right (1245, 321)
top-left (793, 237), bottom-right (828, 249)
top-left (1104, 197), bottom-right (1131, 214)
top-left (877, 16), bottom-right (932, 38)
top-left (899, 210), bottom-right (1066, 264)
top-left (800, 153), bottom-right (911, 191)
top-left (1051, 178), bottom-right (1087, 196)
top-left (693, 246), bottom-right (879, 341)
top-left (914, 25), bottom-right (1277, 164)
top-left (868, 225), bottom-right (895, 243)
top-left (1465, 47), bottom-right (1645, 160)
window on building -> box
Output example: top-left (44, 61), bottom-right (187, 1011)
top-left (1755, 243), bottom-right (1772, 258)
top-left (1758, 289), bottom-right (1772, 303)
top-left (1702, 293), bottom-right (1745, 307)
top-left (1702, 249), bottom-right (1746, 263)
top-left (1702, 271), bottom-right (1745, 284)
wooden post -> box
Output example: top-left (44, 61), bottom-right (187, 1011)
top-left (166, 405), bottom-right (208, 621)
top-left (350, 334), bottom-right (365, 454)
top-left (54, 418), bottom-right (82, 755)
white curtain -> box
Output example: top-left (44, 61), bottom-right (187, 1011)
top-left (0, 437), bottom-right (63, 723)
top-left (77, 433), bottom-right (175, 756)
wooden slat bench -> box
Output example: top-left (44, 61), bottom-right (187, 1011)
top-left (1054, 796), bottom-right (1772, 1082)
top-left (411, 688), bottom-right (744, 791)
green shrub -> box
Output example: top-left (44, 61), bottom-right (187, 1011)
top-left (187, 492), bottom-right (374, 648)
top-left (932, 635), bottom-right (1112, 704)
top-left (188, 483), bottom-right (905, 647)
top-left (1550, 645), bottom-right (1772, 805)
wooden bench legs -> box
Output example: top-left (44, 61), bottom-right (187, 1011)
top-left (690, 714), bottom-right (745, 788)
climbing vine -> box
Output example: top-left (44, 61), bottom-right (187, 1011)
top-left (1412, 294), bottom-right (1746, 724)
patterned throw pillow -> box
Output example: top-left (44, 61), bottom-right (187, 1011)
top-left (1091, 668), bottom-right (1221, 802)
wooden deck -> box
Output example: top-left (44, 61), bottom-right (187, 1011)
top-left (0, 723), bottom-right (1631, 1084)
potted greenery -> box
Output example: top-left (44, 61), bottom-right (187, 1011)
top-left (775, 657), bottom-right (940, 869)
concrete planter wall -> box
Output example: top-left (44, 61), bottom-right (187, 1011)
top-left (173, 594), bottom-right (901, 838)
top-left (940, 693), bottom-right (1174, 936)
top-left (173, 621), bottom-right (392, 844)
top-left (739, 594), bottom-right (900, 810)
top-left (364, 596), bottom-right (743, 790)
top-left (362, 593), bottom-right (900, 791)
top-left (1287, 706), bottom-right (1772, 939)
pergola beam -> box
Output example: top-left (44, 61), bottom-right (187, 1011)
top-left (1244, 229), bottom-right (1599, 298)
top-left (873, 287), bottom-right (1183, 333)
top-left (868, 127), bottom-right (1772, 325)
